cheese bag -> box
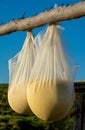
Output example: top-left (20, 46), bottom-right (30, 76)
top-left (27, 25), bottom-right (78, 121)
top-left (8, 31), bottom-right (37, 114)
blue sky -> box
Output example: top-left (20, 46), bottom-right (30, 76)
top-left (0, 0), bottom-right (85, 83)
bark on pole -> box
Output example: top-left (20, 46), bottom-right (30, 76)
top-left (0, 1), bottom-right (85, 36)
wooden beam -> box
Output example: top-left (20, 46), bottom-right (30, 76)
top-left (0, 1), bottom-right (85, 36)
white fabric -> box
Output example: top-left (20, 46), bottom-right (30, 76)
top-left (27, 25), bottom-right (77, 121)
top-left (8, 32), bottom-right (37, 114)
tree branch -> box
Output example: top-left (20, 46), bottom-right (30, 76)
top-left (0, 1), bottom-right (85, 36)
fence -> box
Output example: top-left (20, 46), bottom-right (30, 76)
top-left (74, 81), bottom-right (85, 130)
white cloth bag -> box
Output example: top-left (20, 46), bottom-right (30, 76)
top-left (27, 25), bottom-right (78, 121)
top-left (8, 31), bottom-right (37, 114)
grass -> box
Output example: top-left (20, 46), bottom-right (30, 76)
top-left (0, 84), bottom-right (74, 130)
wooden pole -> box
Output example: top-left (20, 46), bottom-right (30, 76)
top-left (0, 1), bottom-right (85, 36)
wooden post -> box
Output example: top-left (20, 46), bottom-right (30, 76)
top-left (0, 1), bottom-right (85, 36)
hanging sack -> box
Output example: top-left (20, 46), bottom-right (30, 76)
top-left (27, 24), bottom-right (78, 121)
top-left (8, 31), bottom-right (37, 114)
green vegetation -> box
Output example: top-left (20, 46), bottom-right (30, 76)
top-left (0, 84), bottom-right (74, 130)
